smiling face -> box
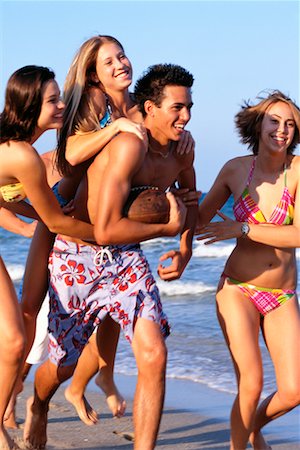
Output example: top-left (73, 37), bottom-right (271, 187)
top-left (95, 42), bottom-right (132, 92)
top-left (259, 101), bottom-right (296, 154)
top-left (146, 85), bottom-right (193, 144)
top-left (37, 80), bottom-right (65, 131)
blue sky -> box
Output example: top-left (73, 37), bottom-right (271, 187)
top-left (1, 0), bottom-right (299, 191)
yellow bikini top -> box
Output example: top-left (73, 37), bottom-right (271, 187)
top-left (0, 182), bottom-right (26, 202)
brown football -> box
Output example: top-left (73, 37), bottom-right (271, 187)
top-left (123, 187), bottom-right (170, 224)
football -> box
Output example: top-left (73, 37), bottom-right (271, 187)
top-left (123, 187), bottom-right (170, 224)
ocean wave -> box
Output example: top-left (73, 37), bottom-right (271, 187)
top-left (156, 279), bottom-right (215, 296)
top-left (141, 237), bottom-right (178, 247)
top-left (193, 241), bottom-right (234, 258)
top-left (194, 242), bottom-right (300, 260)
top-left (6, 264), bottom-right (25, 282)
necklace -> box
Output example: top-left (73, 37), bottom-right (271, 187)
top-left (149, 141), bottom-right (173, 159)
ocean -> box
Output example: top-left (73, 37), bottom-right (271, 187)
top-left (2, 196), bottom-right (300, 399)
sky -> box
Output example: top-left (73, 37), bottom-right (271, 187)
top-left (1, 0), bottom-right (299, 191)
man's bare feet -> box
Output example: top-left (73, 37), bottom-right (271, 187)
top-left (95, 372), bottom-right (126, 418)
top-left (64, 387), bottom-right (98, 426)
top-left (249, 430), bottom-right (272, 450)
top-left (23, 397), bottom-right (47, 449)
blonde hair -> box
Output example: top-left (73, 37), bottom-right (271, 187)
top-left (56, 35), bottom-right (124, 175)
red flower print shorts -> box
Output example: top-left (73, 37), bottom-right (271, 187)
top-left (48, 235), bottom-right (170, 367)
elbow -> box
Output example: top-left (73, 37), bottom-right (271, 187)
top-left (95, 226), bottom-right (112, 245)
top-left (65, 153), bottom-right (79, 167)
top-left (48, 223), bottom-right (61, 234)
top-left (46, 216), bottom-right (66, 235)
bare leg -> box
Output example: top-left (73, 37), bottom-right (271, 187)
top-left (23, 359), bottom-right (76, 449)
top-left (21, 223), bottom-right (54, 361)
top-left (5, 225), bottom-right (53, 435)
top-left (250, 296), bottom-right (300, 449)
top-left (95, 316), bottom-right (126, 417)
top-left (65, 316), bottom-right (125, 424)
top-left (64, 338), bottom-right (99, 426)
top-left (4, 361), bottom-right (33, 431)
top-left (216, 279), bottom-right (262, 450)
top-left (131, 318), bottom-right (167, 450)
top-left (0, 257), bottom-right (25, 449)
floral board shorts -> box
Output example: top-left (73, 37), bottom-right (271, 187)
top-left (48, 235), bottom-right (170, 367)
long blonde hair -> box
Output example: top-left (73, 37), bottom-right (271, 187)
top-left (56, 35), bottom-right (124, 176)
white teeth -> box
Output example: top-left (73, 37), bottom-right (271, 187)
top-left (175, 124), bottom-right (184, 129)
top-left (273, 136), bottom-right (285, 142)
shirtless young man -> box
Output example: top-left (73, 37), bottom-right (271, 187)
top-left (24, 63), bottom-right (198, 450)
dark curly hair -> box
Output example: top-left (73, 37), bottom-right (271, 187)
top-left (0, 65), bottom-right (55, 143)
top-left (134, 63), bottom-right (194, 117)
top-left (235, 90), bottom-right (300, 155)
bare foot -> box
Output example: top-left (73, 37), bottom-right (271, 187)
top-left (0, 426), bottom-right (20, 449)
top-left (3, 412), bottom-right (19, 430)
top-left (249, 430), bottom-right (272, 450)
top-left (23, 397), bottom-right (47, 449)
top-left (95, 372), bottom-right (126, 418)
top-left (4, 396), bottom-right (18, 431)
top-left (64, 386), bottom-right (98, 426)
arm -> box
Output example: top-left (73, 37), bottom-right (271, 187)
top-left (66, 118), bottom-right (147, 166)
top-left (3, 200), bottom-right (40, 220)
top-left (10, 143), bottom-right (94, 240)
top-left (198, 204), bottom-right (300, 248)
top-left (0, 208), bottom-right (37, 237)
top-left (196, 162), bottom-right (300, 248)
top-left (94, 134), bottom-right (185, 245)
top-left (197, 162), bottom-right (233, 228)
top-left (158, 152), bottom-right (198, 280)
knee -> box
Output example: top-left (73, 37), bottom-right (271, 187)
top-left (239, 372), bottom-right (263, 403)
top-left (57, 363), bottom-right (77, 383)
top-left (278, 383), bottom-right (300, 409)
top-left (2, 330), bottom-right (25, 362)
top-left (21, 300), bottom-right (39, 319)
top-left (138, 341), bottom-right (167, 374)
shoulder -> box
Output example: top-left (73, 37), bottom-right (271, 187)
top-left (1, 141), bottom-right (40, 165)
top-left (289, 155), bottom-right (300, 189)
top-left (221, 155), bottom-right (252, 175)
top-left (290, 154), bottom-right (300, 169)
top-left (108, 132), bottom-right (146, 159)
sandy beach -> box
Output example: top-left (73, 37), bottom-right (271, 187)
top-left (8, 374), bottom-right (299, 450)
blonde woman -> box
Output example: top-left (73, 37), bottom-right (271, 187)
top-left (20, 35), bottom-right (195, 429)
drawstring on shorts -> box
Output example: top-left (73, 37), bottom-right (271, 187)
top-left (93, 247), bottom-right (113, 266)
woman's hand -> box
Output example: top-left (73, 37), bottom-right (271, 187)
top-left (196, 210), bottom-right (242, 244)
top-left (115, 118), bottom-right (148, 146)
top-left (176, 130), bottom-right (195, 155)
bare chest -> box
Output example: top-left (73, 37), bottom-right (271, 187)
top-left (132, 153), bottom-right (182, 191)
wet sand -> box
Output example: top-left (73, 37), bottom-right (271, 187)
top-left (8, 374), bottom-right (299, 449)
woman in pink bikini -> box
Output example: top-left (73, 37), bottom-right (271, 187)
top-left (197, 90), bottom-right (300, 449)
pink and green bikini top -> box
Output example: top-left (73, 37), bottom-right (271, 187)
top-left (233, 157), bottom-right (294, 225)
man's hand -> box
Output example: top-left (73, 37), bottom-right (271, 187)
top-left (157, 249), bottom-right (191, 281)
top-left (165, 192), bottom-right (187, 236)
top-left (170, 187), bottom-right (202, 207)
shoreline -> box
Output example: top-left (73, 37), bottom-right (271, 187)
top-left (9, 373), bottom-right (299, 449)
